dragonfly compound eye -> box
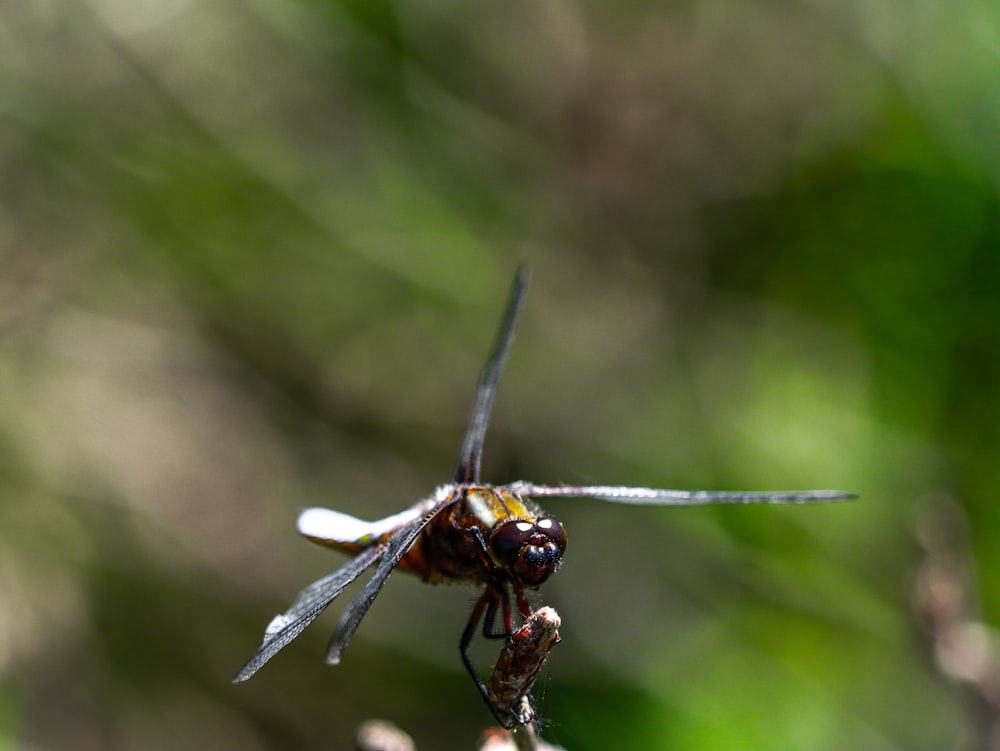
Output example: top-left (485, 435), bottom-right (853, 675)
top-left (535, 517), bottom-right (566, 547)
top-left (489, 518), bottom-right (566, 587)
top-left (489, 520), bottom-right (535, 569)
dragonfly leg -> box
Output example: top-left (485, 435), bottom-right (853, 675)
top-left (482, 591), bottom-right (502, 639)
top-left (482, 584), bottom-right (513, 639)
top-left (461, 586), bottom-right (514, 727)
top-left (470, 525), bottom-right (513, 640)
top-left (513, 582), bottom-right (531, 618)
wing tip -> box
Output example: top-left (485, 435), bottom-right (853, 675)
top-left (809, 490), bottom-right (858, 502)
top-left (232, 665), bottom-right (255, 684)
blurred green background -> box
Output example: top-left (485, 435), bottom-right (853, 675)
top-left (3, 0), bottom-right (1000, 749)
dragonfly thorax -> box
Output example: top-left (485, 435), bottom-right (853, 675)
top-left (417, 486), bottom-right (568, 587)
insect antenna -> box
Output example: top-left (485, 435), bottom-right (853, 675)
top-left (454, 265), bottom-right (531, 484)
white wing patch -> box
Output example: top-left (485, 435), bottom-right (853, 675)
top-left (297, 508), bottom-right (387, 544)
top-left (297, 490), bottom-right (451, 545)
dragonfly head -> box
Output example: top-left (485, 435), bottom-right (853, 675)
top-left (488, 517), bottom-right (567, 587)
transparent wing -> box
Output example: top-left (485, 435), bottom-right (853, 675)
top-left (233, 542), bottom-right (385, 683)
top-left (507, 482), bottom-right (856, 505)
top-left (455, 265), bottom-right (531, 484)
top-left (326, 488), bottom-right (461, 664)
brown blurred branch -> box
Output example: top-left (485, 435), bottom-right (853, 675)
top-left (915, 496), bottom-right (1000, 749)
top-left (356, 719), bottom-right (416, 751)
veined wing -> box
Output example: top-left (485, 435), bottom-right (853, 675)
top-left (507, 482), bottom-right (856, 505)
top-left (326, 486), bottom-right (462, 665)
top-left (233, 542), bottom-right (385, 683)
top-left (235, 487), bottom-right (460, 683)
top-left (455, 265), bottom-right (531, 485)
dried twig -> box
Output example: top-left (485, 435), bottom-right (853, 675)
top-left (477, 722), bottom-right (565, 751)
top-left (489, 607), bottom-right (560, 723)
top-left (481, 606), bottom-right (562, 750)
top-left (351, 608), bottom-right (563, 751)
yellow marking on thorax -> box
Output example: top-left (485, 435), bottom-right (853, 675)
top-left (465, 486), bottom-right (535, 529)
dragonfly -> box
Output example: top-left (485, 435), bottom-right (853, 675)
top-left (233, 265), bottom-right (854, 722)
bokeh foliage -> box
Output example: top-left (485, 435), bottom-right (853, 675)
top-left (2, 0), bottom-right (1000, 749)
